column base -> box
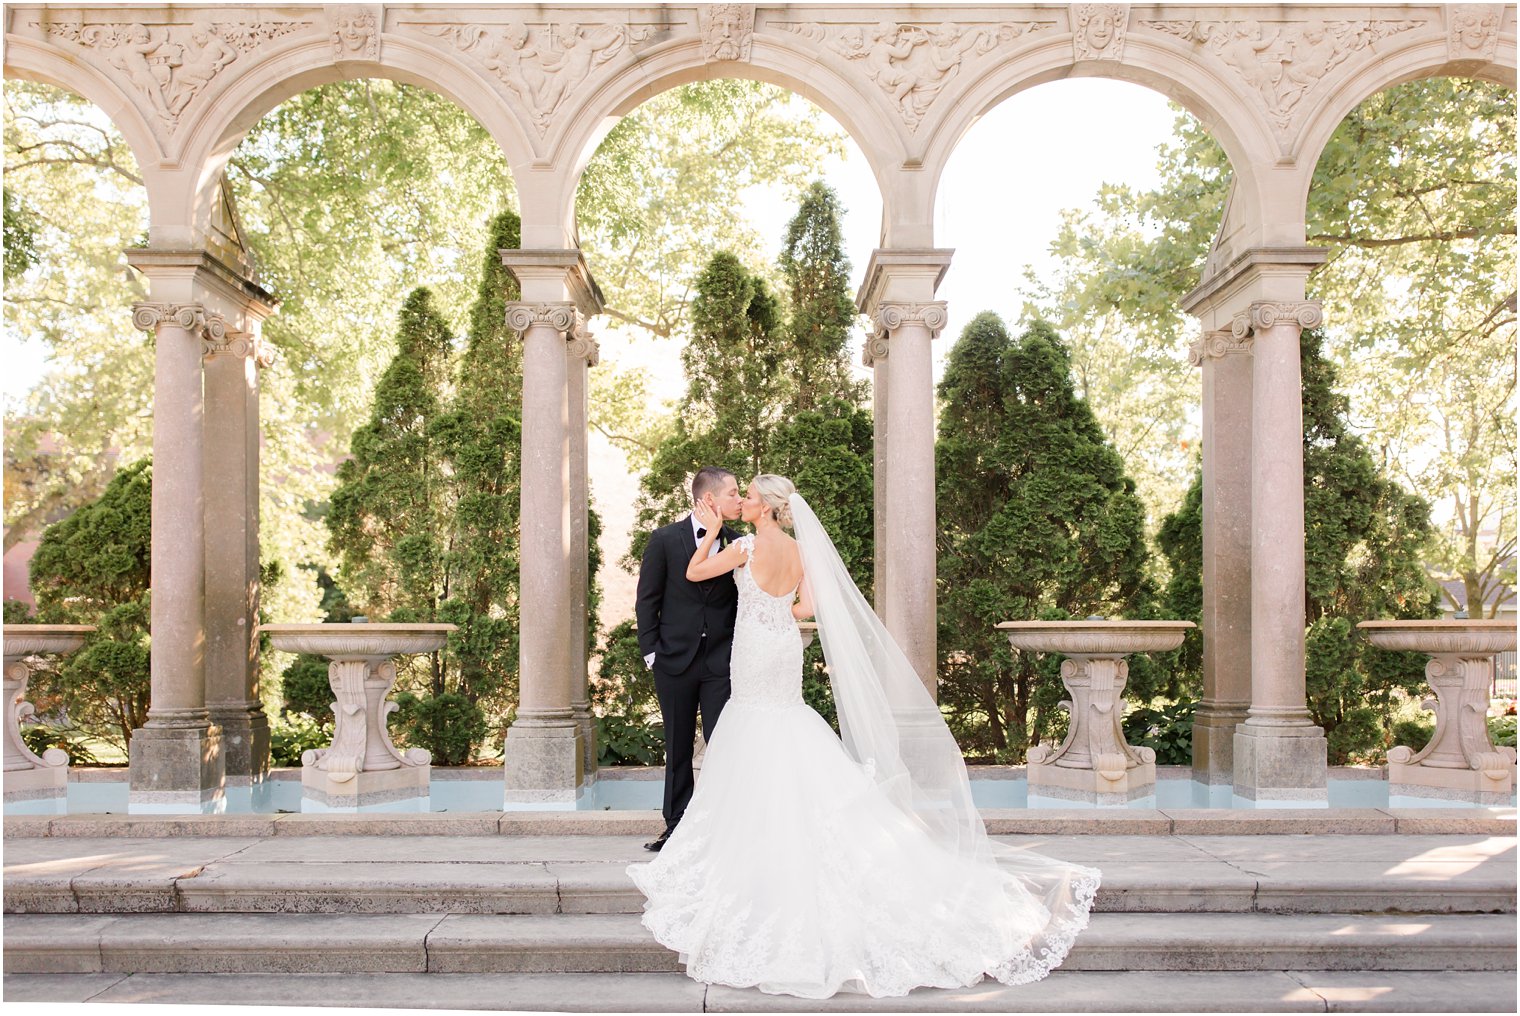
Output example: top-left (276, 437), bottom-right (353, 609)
top-left (4, 765), bottom-right (69, 812)
top-left (1027, 760), bottom-right (1157, 807)
top-left (1192, 705), bottom-right (1248, 785)
top-left (502, 718), bottom-right (584, 807)
top-left (573, 705), bottom-right (598, 787)
top-left (209, 705), bottom-right (271, 787)
top-left (127, 724), bottom-right (226, 814)
top-left (301, 764), bottom-right (430, 812)
top-left (1389, 760), bottom-right (1516, 807)
top-left (1232, 723), bottom-right (1328, 807)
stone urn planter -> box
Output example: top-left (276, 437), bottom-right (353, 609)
top-left (998, 620), bottom-right (1194, 805)
top-left (260, 622), bottom-right (455, 812)
top-left (4, 624), bottom-right (95, 810)
top-left (1358, 620), bottom-right (1517, 805)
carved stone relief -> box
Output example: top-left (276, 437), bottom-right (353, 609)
top-left (40, 19), bottom-right (308, 129)
top-left (779, 20), bottom-right (1055, 130)
top-left (1230, 300), bottom-right (1323, 340)
top-left (1072, 4), bottom-right (1129, 61)
top-left (422, 22), bottom-right (652, 134)
top-left (1447, 5), bottom-right (1503, 62)
top-left (700, 4), bottom-right (755, 62)
top-left (330, 7), bottom-right (380, 61)
top-left (1140, 18), bottom-right (1424, 131)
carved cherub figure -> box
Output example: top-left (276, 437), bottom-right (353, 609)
top-left (169, 27), bottom-right (237, 115)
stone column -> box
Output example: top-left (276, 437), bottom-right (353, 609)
top-left (129, 302), bottom-right (224, 813)
top-left (865, 338), bottom-right (890, 612)
top-left (867, 302), bottom-right (945, 695)
top-left (201, 328), bottom-right (274, 803)
top-left (567, 321), bottom-right (599, 781)
top-left (1233, 300), bottom-right (1328, 804)
top-left (1188, 329), bottom-right (1254, 786)
top-left (502, 301), bottom-right (584, 804)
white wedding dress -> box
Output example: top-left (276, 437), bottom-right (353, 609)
top-left (627, 507), bottom-right (1100, 1000)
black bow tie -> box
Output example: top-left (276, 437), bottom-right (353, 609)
top-left (696, 528), bottom-right (708, 539)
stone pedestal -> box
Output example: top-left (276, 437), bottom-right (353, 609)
top-left (261, 624), bottom-right (452, 813)
top-left (128, 723), bottom-right (226, 813)
top-left (1001, 621), bottom-right (1191, 807)
top-left (502, 717), bottom-right (584, 807)
top-left (1231, 723), bottom-right (1328, 806)
top-left (3, 625), bottom-right (93, 812)
top-left (1360, 620), bottom-right (1517, 806)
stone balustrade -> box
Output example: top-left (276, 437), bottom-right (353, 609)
top-left (259, 622), bottom-right (454, 812)
top-left (1358, 620), bottom-right (1517, 805)
top-left (999, 620), bottom-right (1194, 806)
top-left (4, 624), bottom-right (95, 813)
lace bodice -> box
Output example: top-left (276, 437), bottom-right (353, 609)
top-left (728, 534), bottom-right (804, 707)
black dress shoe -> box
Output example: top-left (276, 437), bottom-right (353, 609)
top-left (644, 829), bottom-right (672, 852)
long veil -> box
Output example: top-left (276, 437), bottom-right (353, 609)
top-left (789, 493), bottom-right (1099, 975)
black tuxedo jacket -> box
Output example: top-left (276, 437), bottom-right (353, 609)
top-left (635, 515), bottom-right (740, 676)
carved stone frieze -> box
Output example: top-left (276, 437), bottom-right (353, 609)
top-left (505, 301), bottom-right (578, 334)
top-left (421, 22), bottom-right (651, 134)
top-left (700, 4), bottom-right (755, 62)
top-left (40, 19), bottom-right (308, 129)
top-left (1187, 328), bottom-right (1252, 367)
top-left (778, 20), bottom-right (1055, 131)
top-left (330, 6), bottom-right (380, 61)
top-left (1230, 300), bottom-right (1322, 339)
top-left (1447, 5), bottom-right (1503, 62)
top-left (1072, 4), bottom-right (1129, 61)
top-left (1140, 18), bottom-right (1424, 131)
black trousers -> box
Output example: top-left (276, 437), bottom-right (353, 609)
top-left (652, 637), bottom-right (731, 832)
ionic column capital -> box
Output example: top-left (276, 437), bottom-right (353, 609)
top-left (133, 302), bottom-right (208, 334)
top-left (1188, 327), bottom-right (1253, 367)
top-left (567, 319), bottom-right (600, 367)
top-left (872, 301), bottom-right (948, 337)
top-left (505, 301), bottom-right (578, 335)
top-left (1230, 301), bottom-right (1322, 340)
top-left (202, 328), bottom-right (276, 369)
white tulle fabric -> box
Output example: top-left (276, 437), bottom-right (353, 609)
top-left (627, 505), bottom-right (1100, 999)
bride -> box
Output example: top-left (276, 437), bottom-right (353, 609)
top-left (626, 473), bottom-right (1100, 999)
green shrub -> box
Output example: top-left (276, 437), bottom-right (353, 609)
top-left (21, 725), bottom-right (101, 766)
top-left (269, 713), bottom-right (333, 767)
top-left (1391, 714), bottom-right (1435, 752)
top-left (1489, 714), bottom-right (1517, 749)
top-left (280, 654), bottom-right (334, 724)
top-left (595, 713), bottom-right (665, 767)
top-left (391, 690), bottom-right (487, 766)
top-left (1122, 699), bottom-right (1196, 766)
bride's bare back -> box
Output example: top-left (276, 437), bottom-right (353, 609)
top-left (746, 530), bottom-right (804, 598)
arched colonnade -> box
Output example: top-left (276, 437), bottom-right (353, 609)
top-left (4, 3), bottom-right (1514, 810)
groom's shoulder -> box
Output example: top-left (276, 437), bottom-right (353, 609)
top-left (651, 518), bottom-right (687, 542)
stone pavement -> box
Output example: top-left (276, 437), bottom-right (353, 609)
top-left (3, 819), bottom-right (1515, 1012)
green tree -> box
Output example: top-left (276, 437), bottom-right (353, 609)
top-left (936, 315), bottom-right (1151, 760)
top-left (1157, 330), bottom-right (1441, 763)
top-left (432, 210), bottom-right (526, 733)
top-left (626, 252), bottom-right (784, 559)
top-left (27, 459), bottom-right (153, 750)
top-left (1029, 78), bottom-right (1515, 612)
top-left (3, 188), bottom-right (40, 277)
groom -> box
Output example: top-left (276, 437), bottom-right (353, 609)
top-left (635, 466), bottom-right (743, 852)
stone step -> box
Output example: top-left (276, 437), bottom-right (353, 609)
top-left (5, 912), bottom-right (1515, 976)
top-left (5, 969), bottom-right (1518, 1012)
top-left (6, 833), bottom-right (1514, 917)
top-left (8, 860), bottom-right (1512, 917)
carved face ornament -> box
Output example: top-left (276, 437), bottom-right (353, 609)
top-left (1087, 12), bottom-right (1115, 49)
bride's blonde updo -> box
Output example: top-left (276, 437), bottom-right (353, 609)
top-left (750, 474), bottom-right (796, 529)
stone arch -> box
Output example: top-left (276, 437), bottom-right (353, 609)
top-left (542, 33), bottom-right (906, 247)
top-left (3, 37), bottom-right (165, 211)
top-left (1290, 26), bottom-right (1517, 216)
top-left (167, 32), bottom-right (537, 250)
top-left (918, 30), bottom-right (1279, 245)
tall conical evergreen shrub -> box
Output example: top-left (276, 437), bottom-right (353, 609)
top-left (1157, 329), bottom-right (1439, 762)
top-left (936, 315), bottom-right (1151, 759)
